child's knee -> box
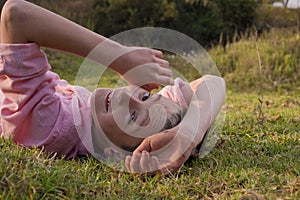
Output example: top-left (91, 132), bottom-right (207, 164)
top-left (1, 0), bottom-right (27, 43)
top-left (1, 0), bottom-right (24, 27)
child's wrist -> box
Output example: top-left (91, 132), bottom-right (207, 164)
top-left (89, 39), bottom-right (129, 70)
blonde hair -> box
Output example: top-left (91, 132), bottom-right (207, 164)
top-left (163, 107), bottom-right (186, 131)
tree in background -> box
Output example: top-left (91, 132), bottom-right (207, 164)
top-left (91, 0), bottom-right (257, 46)
top-left (29, 0), bottom-right (258, 46)
top-left (91, 0), bottom-right (179, 36)
top-left (28, 0), bottom-right (94, 29)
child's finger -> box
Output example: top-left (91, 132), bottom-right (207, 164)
top-left (140, 151), bottom-right (150, 173)
top-left (155, 57), bottom-right (169, 67)
top-left (125, 156), bottom-right (132, 172)
top-left (133, 138), bottom-right (152, 154)
top-left (152, 49), bottom-right (163, 58)
top-left (130, 153), bottom-right (142, 173)
top-left (157, 66), bottom-right (173, 77)
top-left (150, 156), bottom-right (160, 173)
top-left (157, 75), bottom-right (174, 86)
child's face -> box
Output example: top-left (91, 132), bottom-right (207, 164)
top-left (92, 86), bottom-right (181, 151)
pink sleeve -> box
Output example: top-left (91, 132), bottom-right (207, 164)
top-left (0, 43), bottom-right (87, 158)
top-left (158, 78), bottom-right (189, 109)
top-left (0, 43), bottom-right (57, 144)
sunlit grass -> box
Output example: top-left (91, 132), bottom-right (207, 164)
top-left (1, 91), bottom-right (298, 199)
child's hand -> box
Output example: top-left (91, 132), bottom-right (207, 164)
top-left (125, 151), bottom-right (160, 173)
top-left (125, 128), bottom-right (195, 175)
top-left (109, 47), bottom-right (174, 90)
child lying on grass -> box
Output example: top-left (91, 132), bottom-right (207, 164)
top-left (0, 0), bottom-right (225, 174)
top-left (0, 0), bottom-right (172, 157)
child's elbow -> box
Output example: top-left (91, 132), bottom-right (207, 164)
top-left (202, 75), bottom-right (226, 92)
top-left (202, 75), bottom-right (226, 105)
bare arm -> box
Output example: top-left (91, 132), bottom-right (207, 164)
top-left (179, 75), bottom-right (226, 145)
top-left (1, 0), bottom-right (110, 57)
top-left (0, 0), bottom-right (173, 88)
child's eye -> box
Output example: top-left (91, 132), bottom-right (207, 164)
top-left (130, 111), bottom-right (136, 121)
top-left (141, 92), bottom-right (151, 101)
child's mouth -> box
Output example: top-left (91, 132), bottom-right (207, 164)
top-left (105, 91), bottom-right (112, 112)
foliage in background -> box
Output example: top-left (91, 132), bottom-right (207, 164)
top-left (28, 0), bottom-right (95, 29)
top-left (91, 0), bottom-right (258, 46)
top-left (255, 3), bottom-right (299, 31)
top-left (28, 0), bottom-right (300, 47)
top-left (29, 0), bottom-right (258, 47)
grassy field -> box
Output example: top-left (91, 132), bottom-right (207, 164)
top-left (0, 28), bottom-right (299, 199)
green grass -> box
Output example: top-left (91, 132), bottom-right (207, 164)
top-left (1, 28), bottom-right (299, 199)
top-left (1, 92), bottom-right (299, 199)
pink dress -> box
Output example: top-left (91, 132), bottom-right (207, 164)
top-left (0, 43), bottom-right (188, 159)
